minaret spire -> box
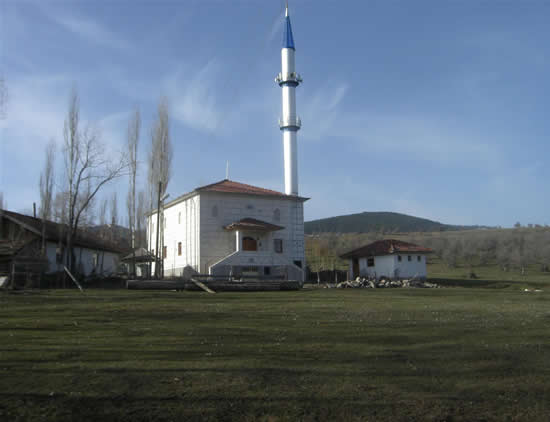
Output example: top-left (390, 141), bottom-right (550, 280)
top-left (276, 2), bottom-right (302, 195)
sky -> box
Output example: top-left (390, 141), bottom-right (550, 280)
top-left (1, 0), bottom-right (549, 227)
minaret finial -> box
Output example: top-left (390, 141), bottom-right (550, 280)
top-left (285, 1), bottom-right (289, 17)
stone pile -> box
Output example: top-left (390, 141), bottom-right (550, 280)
top-left (328, 277), bottom-right (439, 289)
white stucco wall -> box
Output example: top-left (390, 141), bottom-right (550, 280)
top-left (45, 241), bottom-right (119, 276)
top-left (359, 255), bottom-right (394, 279)
top-left (148, 195), bottom-right (201, 276)
top-left (350, 254), bottom-right (428, 280)
top-left (393, 254), bottom-right (427, 279)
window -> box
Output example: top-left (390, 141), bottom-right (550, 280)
top-left (246, 204), bottom-right (254, 210)
top-left (293, 260), bottom-right (302, 268)
top-left (417, 255), bottom-right (422, 262)
top-left (273, 208), bottom-right (281, 222)
top-left (367, 257), bottom-right (375, 267)
top-left (242, 237), bottom-right (257, 251)
top-left (264, 266), bottom-right (271, 276)
top-left (274, 239), bottom-right (283, 253)
top-left (163, 246), bottom-right (167, 259)
top-left (398, 255), bottom-right (402, 262)
top-left (408, 255), bottom-right (412, 262)
top-left (212, 205), bottom-right (218, 218)
top-left (178, 242), bottom-right (182, 256)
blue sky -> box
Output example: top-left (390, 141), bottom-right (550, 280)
top-left (1, 0), bottom-right (549, 227)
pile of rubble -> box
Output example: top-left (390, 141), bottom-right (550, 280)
top-left (327, 277), bottom-right (439, 289)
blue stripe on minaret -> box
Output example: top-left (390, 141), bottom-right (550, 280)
top-left (283, 16), bottom-right (295, 50)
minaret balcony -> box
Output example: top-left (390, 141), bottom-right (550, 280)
top-left (275, 72), bottom-right (303, 86)
top-left (279, 116), bottom-right (302, 129)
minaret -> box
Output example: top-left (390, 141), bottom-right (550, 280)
top-left (276, 3), bottom-right (302, 196)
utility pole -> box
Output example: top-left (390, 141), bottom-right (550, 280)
top-left (155, 181), bottom-right (162, 279)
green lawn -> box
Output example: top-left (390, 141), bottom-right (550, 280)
top-left (1, 288), bottom-right (549, 421)
top-left (428, 261), bottom-right (550, 289)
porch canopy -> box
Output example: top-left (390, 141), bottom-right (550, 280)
top-left (223, 218), bottom-right (284, 232)
top-left (121, 247), bottom-right (155, 263)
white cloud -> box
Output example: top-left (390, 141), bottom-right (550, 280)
top-left (300, 83), bottom-right (501, 169)
top-left (41, 7), bottom-right (131, 51)
top-left (170, 60), bottom-right (222, 133)
top-left (344, 113), bottom-right (501, 169)
top-left (269, 11), bottom-right (285, 43)
top-left (301, 82), bottom-right (349, 141)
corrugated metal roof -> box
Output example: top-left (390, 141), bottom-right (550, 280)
top-left (224, 218), bottom-right (284, 232)
top-left (340, 239), bottom-right (433, 259)
top-left (0, 209), bottom-right (123, 253)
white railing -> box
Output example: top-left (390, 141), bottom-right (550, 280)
top-left (279, 116), bottom-right (302, 129)
top-left (275, 72), bottom-right (303, 85)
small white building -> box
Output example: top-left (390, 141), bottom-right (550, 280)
top-left (148, 179), bottom-right (308, 281)
top-left (340, 239), bottom-right (432, 280)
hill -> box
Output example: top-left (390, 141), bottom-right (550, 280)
top-left (304, 211), bottom-right (484, 234)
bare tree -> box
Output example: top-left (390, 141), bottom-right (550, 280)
top-left (39, 139), bottom-right (56, 254)
top-left (110, 192), bottom-right (118, 231)
top-left (136, 190), bottom-right (146, 248)
top-left (39, 140), bottom-right (56, 220)
top-left (53, 191), bottom-right (68, 224)
top-left (62, 87), bottom-right (128, 272)
top-left (98, 197), bottom-right (108, 225)
top-left (0, 192), bottom-right (6, 210)
top-left (148, 97), bottom-right (173, 277)
top-left (126, 107), bottom-right (140, 275)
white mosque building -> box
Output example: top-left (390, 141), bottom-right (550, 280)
top-left (147, 5), bottom-right (307, 281)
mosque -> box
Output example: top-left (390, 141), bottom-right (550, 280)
top-left (147, 5), bottom-right (307, 281)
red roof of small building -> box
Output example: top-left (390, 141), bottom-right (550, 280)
top-left (224, 218), bottom-right (284, 232)
top-left (340, 239), bottom-right (432, 259)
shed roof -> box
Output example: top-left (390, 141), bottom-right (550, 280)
top-left (224, 217), bottom-right (284, 232)
top-left (0, 209), bottom-right (123, 254)
top-left (121, 247), bottom-right (155, 263)
top-left (340, 239), bottom-right (433, 259)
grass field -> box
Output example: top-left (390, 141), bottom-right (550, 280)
top-left (1, 286), bottom-right (550, 421)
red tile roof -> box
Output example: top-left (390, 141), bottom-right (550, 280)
top-left (224, 218), bottom-right (284, 232)
top-left (158, 179), bottom-right (309, 213)
top-left (340, 239), bottom-right (433, 259)
top-left (196, 179), bottom-right (308, 200)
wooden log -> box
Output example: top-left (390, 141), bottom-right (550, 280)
top-left (127, 280), bottom-right (186, 290)
top-left (190, 279), bottom-right (215, 294)
top-left (64, 266), bottom-right (84, 292)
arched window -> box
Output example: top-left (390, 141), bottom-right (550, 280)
top-left (242, 237), bottom-right (257, 251)
top-left (273, 208), bottom-right (280, 222)
top-left (212, 205), bottom-right (218, 218)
